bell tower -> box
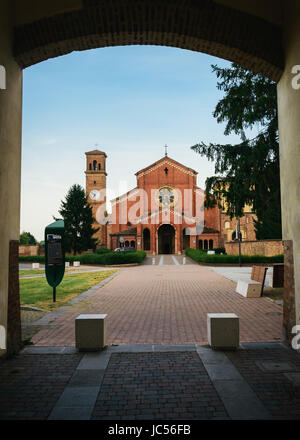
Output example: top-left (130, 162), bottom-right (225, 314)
top-left (85, 149), bottom-right (107, 246)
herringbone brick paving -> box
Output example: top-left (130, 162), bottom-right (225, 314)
top-left (31, 264), bottom-right (283, 346)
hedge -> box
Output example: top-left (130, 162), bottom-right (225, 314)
top-left (19, 251), bottom-right (147, 265)
top-left (19, 255), bottom-right (45, 263)
top-left (185, 248), bottom-right (284, 264)
top-left (201, 247), bottom-right (226, 255)
top-left (95, 248), bottom-right (113, 254)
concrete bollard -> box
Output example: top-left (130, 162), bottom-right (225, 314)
top-left (75, 314), bottom-right (107, 351)
top-left (207, 313), bottom-right (239, 350)
top-left (73, 261), bottom-right (80, 267)
top-left (65, 262), bottom-right (70, 268)
top-left (32, 263), bottom-right (40, 269)
top-left (152, 257), bottom-right (155, 265)
top-left (183, 257), bottom-right (186, 265)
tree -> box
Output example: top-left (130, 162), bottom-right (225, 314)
top-left (56, 184), bottom-right (99, 255)
top-left (191, 63), bottom-right (282, 239)
top-left (20, 231), bottom-right (37, 245)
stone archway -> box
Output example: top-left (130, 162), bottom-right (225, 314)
top-left (158, 224), bottom-right (175, 255)
top-left (13, 0), bottom-right (283, 81)
top-left (2, 0), bottom-right (300, 355)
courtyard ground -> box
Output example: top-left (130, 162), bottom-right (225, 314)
top-left (1, 343), bottom-right (300, 420)
top-left (28, 257), bottom-right (283, 346)
top-left (2, 256), bottom-right (297, 421)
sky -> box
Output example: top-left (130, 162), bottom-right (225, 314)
top-left (21, 45), bottom-right (244, 241)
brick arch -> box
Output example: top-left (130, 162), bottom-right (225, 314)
top-left (14, 0), bottom-right (283, 81)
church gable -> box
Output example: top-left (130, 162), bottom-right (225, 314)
top-left (135, 156), bottom-right (197, 181)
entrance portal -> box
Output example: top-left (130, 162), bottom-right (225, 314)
top-left (158, 224), bottom-right (175, 254)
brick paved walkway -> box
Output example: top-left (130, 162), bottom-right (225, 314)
top-left (31, 263), bottom-right (283, 346)
top-left (1, 344), bottom-right (300, 420)
top-left (0, 351), bottom-right (83, 419)
top-left (92, 351), bottom-right (228, 420)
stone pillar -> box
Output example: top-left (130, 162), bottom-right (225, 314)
top-left (136, 223), bottom-right (142, 250)
top-left (150, 225), bottom-right (156, 255)
top-left (277, 0), bottom-right (300, 339)
top-left (177, 225), bottom-right (182, 255)
top-left (0, 1), bottom-right (23, 356)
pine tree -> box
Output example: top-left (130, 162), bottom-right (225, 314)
top-left (192, 63), bottom-right (282, 239)
top-left (57, 184), bottom-right (99, 255)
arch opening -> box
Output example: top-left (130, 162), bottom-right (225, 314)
top-left (158, 224), bottom-right (175, 255)
top-left (143, 228), bottom-right (150, 251)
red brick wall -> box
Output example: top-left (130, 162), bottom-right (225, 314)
top-left (110, 157), bottom-right (222, 253)
top-left (7, 240), bottom-right (22, 355)
top-left (225, 239), bottom-right (283, 257)
top-left (19, 245), bottom-right (39, 256)
top-left (283, 240), bottom-right (296, 341)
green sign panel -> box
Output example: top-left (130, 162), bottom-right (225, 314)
top-left (45, 220), bottom-right (65, 301)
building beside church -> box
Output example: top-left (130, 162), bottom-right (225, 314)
top-left (85, 149), bottom-right (257, 254)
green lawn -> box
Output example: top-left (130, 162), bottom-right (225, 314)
top-left (20, 270), bottom-right (118, 310)
top-left (20, 269), bottom-right (45, 276)
top-left (19, 267), bottom-right (96, 277)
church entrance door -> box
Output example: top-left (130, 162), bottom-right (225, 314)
top-left (158, 224), bottom-right (175, 254)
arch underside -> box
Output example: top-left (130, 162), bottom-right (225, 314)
top-left (14, 0), bottom-right (283, 81)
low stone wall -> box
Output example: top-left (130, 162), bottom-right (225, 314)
top-left (225, 239), bottom-right (283, 257)
top-left (19, 245), bottom-right (39, 256)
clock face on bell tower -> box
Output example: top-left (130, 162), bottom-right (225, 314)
top-left (85, 149), bottom-right (107, 245)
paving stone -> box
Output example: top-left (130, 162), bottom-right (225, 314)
top-left (48, 406), bottom-right (93, 420)
top-left (31, 265), bottom-right (283, 347)
top-left (256, 361), bottom-right (297, 373)
top-left (212, 379), bottom-right (271, 420)
top-left (77, 352), bottom-right (111, 370)
top-left (241, 342), bottom-right (287, 350)
top-left (154, 344), bottom-right (196, 351)
top-left (284, 373), bottom-right (300, 386)
top-left (68, 370), bottom-right (105, 387)
top-left (91, 352), bottom-right (228, 420)
top-left (54, 386), bottom-right (100, 408)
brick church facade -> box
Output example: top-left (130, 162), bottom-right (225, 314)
top-left (85, 149), bottom-right (256, 254)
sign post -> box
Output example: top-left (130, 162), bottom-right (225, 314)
top-left (45, 220), bottom-right (65, 302)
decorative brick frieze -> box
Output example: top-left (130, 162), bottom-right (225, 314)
top-left (13, 0), bottom-right (283, 81)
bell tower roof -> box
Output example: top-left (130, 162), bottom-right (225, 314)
top-left (85, 149), bottom-right (107, 157)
